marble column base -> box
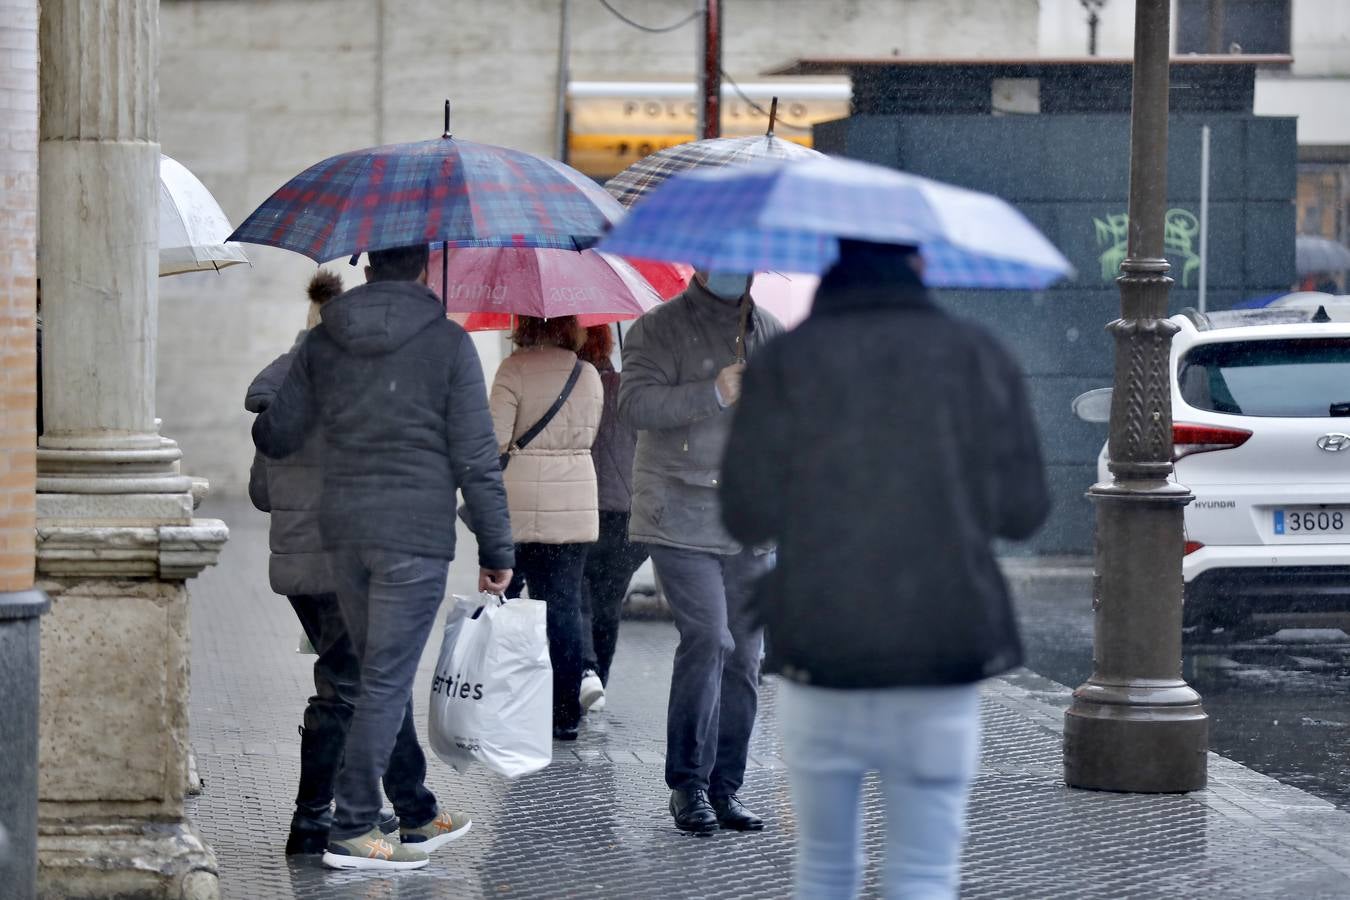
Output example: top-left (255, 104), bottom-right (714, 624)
top-left (34, 524), bottom-right (227, 900)
top-left (36, 519), bottom-right (228, 578)
top-left (37, 436), bottom-right (192, 499)
top-left (38, 820), bottom-right (218, 900)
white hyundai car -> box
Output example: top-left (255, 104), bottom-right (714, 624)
top-left (1084, 305), bottom-right (1350, 635)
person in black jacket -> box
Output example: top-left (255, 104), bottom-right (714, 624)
top-left (575, 324), bottom-right (648, 714)
top-left (248, 271), bottom-right (420, 855)
top-left (253, 244), bottom-right (514, 873)
top-left (720, 239), bottom-right (1049, 899)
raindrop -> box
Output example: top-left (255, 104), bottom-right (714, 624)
top-left (1066, 327), bottom-right (1080, 343)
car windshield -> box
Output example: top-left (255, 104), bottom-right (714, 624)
top-left (1178, 338), bottom-right (1350, 417)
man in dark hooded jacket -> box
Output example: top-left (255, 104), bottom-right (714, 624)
top-left (253, 244), bottom-right (513, 872)
top-left (247, 270), bottom-right (431, 856)
top-left (720, 239), bottom-right (1049, 898)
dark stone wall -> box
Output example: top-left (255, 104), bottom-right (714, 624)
top-left (815, 111), bottom-right (1297, 553)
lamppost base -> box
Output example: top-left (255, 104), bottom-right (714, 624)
top-left (1064, 687), bottom-right (1208, 793)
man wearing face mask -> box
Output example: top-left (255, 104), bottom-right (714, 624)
top-left (618, 270), bottom-right (783, 835)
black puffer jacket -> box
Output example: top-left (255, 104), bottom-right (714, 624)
top-left (252, 280), bottom-right (514, 569)
top-left (246, 332), bottom-right (333, 596)
top-left (720, 241), bottom-right (1049, 689)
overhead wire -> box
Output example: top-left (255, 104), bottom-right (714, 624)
top-left (596, 0), bottom-right (699, 33)
top-left (594, 3), bottom-right (815, 135)
top-left (719, 69), bottom-right (813, 132)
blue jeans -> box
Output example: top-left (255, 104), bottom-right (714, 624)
top-left (287, 593), bottom-right (436, 833)
top-left (329, 548), bottom-right (447, 840)
top-left (779, 682), bottom-right (981, 900)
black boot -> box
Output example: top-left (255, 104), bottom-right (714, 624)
top-left (669, 789), bottom-right (719, 835)
top-left (285, 704), bottom-right (349, 855)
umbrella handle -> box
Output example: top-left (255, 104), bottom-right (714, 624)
top-left (441, 240), bottom-right (449, 312)
top-left (735, 297), bottom-right (752, 364)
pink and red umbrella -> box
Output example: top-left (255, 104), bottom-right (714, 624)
top-left (429, 246), bottom-right (678, 332)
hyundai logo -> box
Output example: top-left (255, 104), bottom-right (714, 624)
top-left (1317, 433), bottom-right (1350, 453)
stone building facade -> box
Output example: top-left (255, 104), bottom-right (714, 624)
top-left (153, 0), bottom-right (1039, 496)
top-left (1041, 0), bottom-right (1350, 266)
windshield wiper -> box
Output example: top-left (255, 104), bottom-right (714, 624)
top-left (1329, 402), bottom-right (1350, 417)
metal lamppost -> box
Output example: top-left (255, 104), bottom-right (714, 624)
top-left (696, 0), bottom-right (722, 139)
top-left (1081, 0), bottom-right (1109, 56)
top-left (1063, 0), bottom-right (1209, 793)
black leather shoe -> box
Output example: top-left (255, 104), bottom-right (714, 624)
top-left (669, 789), bottom-right (719, 835)
top-left (553, 724), bottom-right (579, 742)
top-left (711, 794), bottom-right (764, 831)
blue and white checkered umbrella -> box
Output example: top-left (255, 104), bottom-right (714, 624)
top-left (596, 156), bottom-right (1074, 290)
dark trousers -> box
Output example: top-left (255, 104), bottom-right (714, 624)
top-left (328, 549), bottom-right (445, 840)
top-left (287, 593), bottom-right (435, 833)
top-left (648, 545), bottom-right (769, 797)
top-left (579, 511), bottom-right (649, 685)
top-left (510, 542), bottom-right (590, 730)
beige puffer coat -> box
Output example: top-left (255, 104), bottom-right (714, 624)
top-left (490, 345), bottom-right (603, 545)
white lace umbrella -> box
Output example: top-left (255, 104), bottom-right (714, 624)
top-left (159, 155), bottom-right (250, 276)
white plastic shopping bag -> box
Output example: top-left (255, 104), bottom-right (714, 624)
top-left (428, 593), bottom-right (552, 779)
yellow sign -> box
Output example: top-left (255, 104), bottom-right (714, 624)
top-left (568, 133), bottom-right (816, 180)
top-left (567, 81), bottom-right (849, 179)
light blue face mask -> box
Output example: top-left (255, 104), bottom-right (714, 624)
top-left (699, 271), bottom-right (751, 301)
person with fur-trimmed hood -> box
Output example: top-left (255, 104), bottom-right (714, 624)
top-left (246, 269), bottom-right (457, 861)
top-left (252, 245), bottom-right (513, 872)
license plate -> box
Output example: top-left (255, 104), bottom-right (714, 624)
top-left (1273, 507), bottom-right (1350, 535)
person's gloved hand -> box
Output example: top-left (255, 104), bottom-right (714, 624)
top-left (479, 568), bottom-right (513, 595)
top-left (716, 362), bottom-right (746, 407)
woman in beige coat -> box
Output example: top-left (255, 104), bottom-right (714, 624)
top-left (490, 315), bottom-right (603, 740)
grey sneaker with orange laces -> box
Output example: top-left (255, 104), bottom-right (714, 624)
top-left (399, 810), bottom-right (473, 852)
top-left (321, 827), bottom-right (428, 871)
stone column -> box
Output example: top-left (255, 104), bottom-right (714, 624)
top-left (35, 2), bottom-right (227, 898)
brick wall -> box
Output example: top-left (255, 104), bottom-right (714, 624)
top-left (0, 0), bottom-right (38, 592)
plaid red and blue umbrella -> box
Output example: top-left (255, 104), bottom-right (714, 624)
top-left (604, 133), bottom-right (822, 209)
top-left (228, 135), bottom-right (624, 263)
top-left (597, 156), bottom-right (1075, 290)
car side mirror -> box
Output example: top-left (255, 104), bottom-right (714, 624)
top-left (1072, 388), bottom-right (1113, 424)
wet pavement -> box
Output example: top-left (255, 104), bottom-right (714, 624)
top-left (187, 500), bottom-right (1350, 898)
top-left (1008, 565), bottom-right (1350, 811)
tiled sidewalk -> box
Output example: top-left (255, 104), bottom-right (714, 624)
top-left (187, 504), bottom-right (1350, 898)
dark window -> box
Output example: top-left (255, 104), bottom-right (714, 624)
top-left (1179, 337), bottom-right (1350, 417)
top-left (1176, 0), bottom-right (1291, 55)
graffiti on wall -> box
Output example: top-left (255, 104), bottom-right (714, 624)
top-left (1093, 209), bottom-right (1202, 288)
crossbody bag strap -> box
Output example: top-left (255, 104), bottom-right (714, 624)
top-left (507, 359), bottom-right (585, 460)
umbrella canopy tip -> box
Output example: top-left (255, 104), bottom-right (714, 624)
top-left (766, 97), bottom-right (779, 137)
top-left (442, 99), bottom-right (453, 140)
